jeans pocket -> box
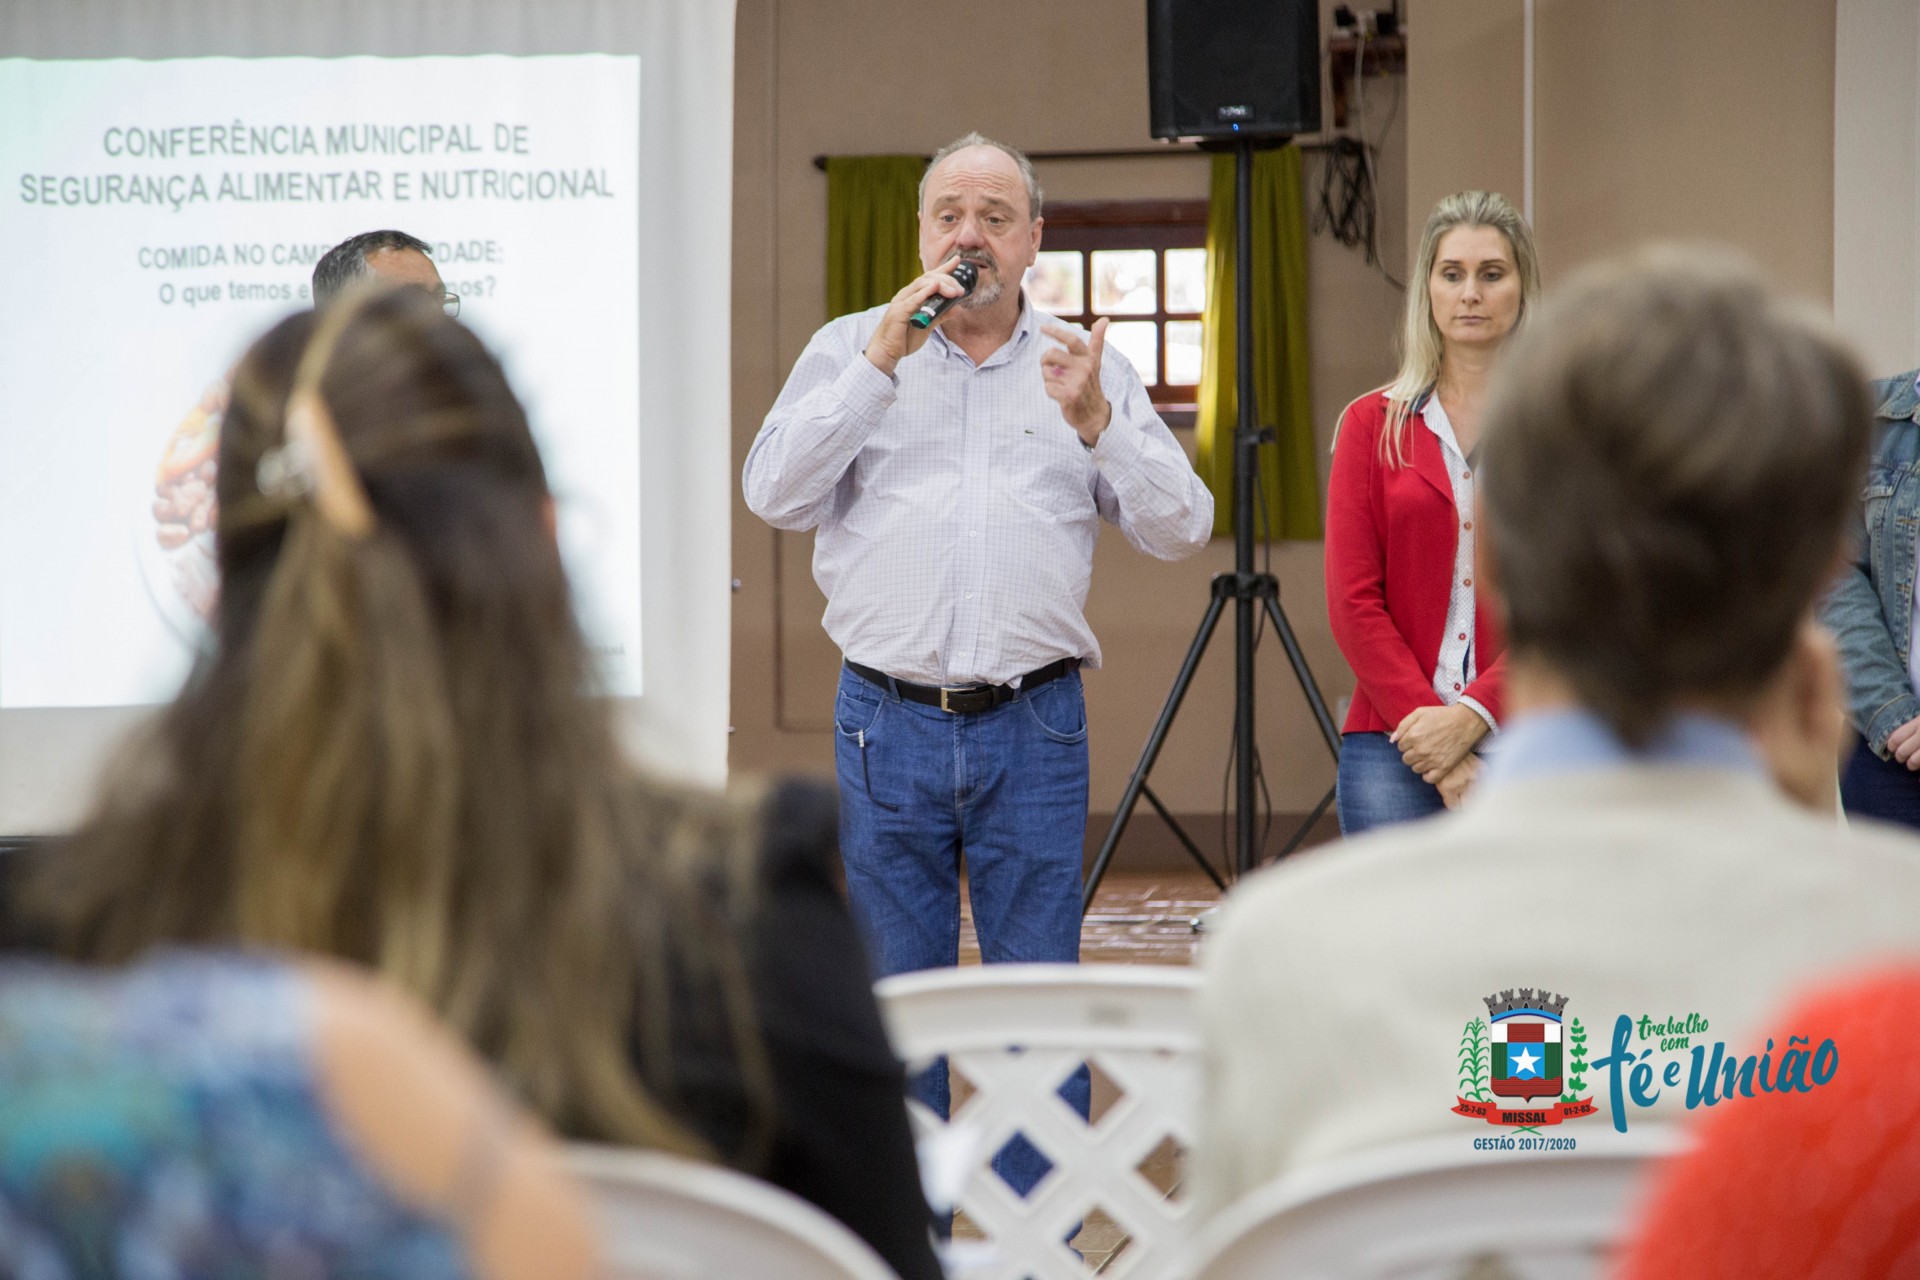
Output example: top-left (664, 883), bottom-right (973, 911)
top-left (836, 688), bottom-right (899, 811)
top-left (1022, 678), bottom-right (1088, 745)
top-left (835, 686), bottom-right (885, 741)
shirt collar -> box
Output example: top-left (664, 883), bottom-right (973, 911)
top-left (1482, 707), bottom-right (1763, 790)
top-left (1873, 370), bottom-right (1920, 424)
top-left (1420, 392), bottom-right (1466, 460)
top-left (928, 289), bottom-right (1036, 365)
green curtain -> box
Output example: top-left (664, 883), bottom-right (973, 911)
top-left (825, 155), bottom-right (923, 319)
top-left (1195, 146), bottom-right (1321, 539)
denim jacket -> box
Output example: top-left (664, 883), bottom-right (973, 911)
top-left (1821, 371), bottom-right (1920, 757)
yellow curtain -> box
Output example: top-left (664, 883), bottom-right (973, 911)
top-left (1195, 147), bottom-right (1321, 539)
top-left (825, 155), bottom-right (923, 318)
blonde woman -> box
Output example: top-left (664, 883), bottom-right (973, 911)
top-left (1325, 191), bottom-right (1541, 834)
top-left (8, 285), bottom-right (941, 1280)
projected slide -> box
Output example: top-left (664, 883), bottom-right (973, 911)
top-left (0, 54), bottom-right (643, 707)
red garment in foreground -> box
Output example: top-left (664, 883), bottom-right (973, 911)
top-left (1324, 390), bottom-right (1505, 735)
top-left (1618, 969), bottom-right (1920, 1279)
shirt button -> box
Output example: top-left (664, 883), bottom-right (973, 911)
top-left (1463, 520), bottom-right (1473, 530)
top-left (966, 592), bottom-right (973, 599)
top-left (1454, 683), bottom-right (1462, 691)
top-left (1462, 471), bottom-right (1471, 480)
top-left (1463, 578), bottom-right (1472, 587)
top-left (969, 530), bottom-right (978, 537)
top-left (1458, 633), bottom-right (1467, 641)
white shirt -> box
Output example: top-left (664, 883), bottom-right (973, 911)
top-left (744, 298), bottom-right (1213, 687)
top-left (1421, 395), bottom-right (1496, 731)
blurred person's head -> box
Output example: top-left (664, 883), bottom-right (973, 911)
top-left (1478, 247), bottom-right (1871, 746)
top-left (1382, 190), bottom-right (1541, 465)
top-left (312, 229), bottom-right (450, 310)
top-left (1618, 968), bottom-right (1920, 1280)
top-left (29, 284), bottom-right (768, 1158)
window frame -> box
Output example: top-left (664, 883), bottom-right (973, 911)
top-left (1028, 199), bottom-right (1209, 428)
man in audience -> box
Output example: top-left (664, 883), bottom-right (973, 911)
top-left (1193, 248), bottom-right (1920, 1218)
top-left (312, 228), bottom-right (456, 312)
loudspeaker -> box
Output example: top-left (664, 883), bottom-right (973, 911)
top-left (1147, 0), bottom-right (1322, 142)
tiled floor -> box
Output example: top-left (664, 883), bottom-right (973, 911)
top-left (958, 870), bottom-right (1225, 969)
top-left (949, 871), bottom-right (1223, 1272)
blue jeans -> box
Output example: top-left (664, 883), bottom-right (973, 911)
top-left (834, 664), bottom-right (1092, 1199)
top-left (1337, 731), bottom-right (1447, 837)
top-left (1841, 740), bottom-right (1920, 831)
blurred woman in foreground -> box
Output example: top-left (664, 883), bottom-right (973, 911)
top-left (0, 951), bottom-right (596, 1278)
top-left (11, 284), bottom-right (938, 1279)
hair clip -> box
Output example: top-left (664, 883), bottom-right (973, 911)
top-left (256, 438), bottom-right (314, 500)
top-left (285, 388), bottom-right (376, 537)
top-left (257, 286), bottom-right (384, 536)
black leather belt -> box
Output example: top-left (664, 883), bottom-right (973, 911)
top-left (844, 658), bottom-right (1078, 715)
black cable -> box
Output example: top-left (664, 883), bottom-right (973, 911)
top-left (1219, 713), bottom-right (1236, 873)
top-left (1310, 138), bottom-right (1359, 250)
top-left (1221, 696), bottom-right (1278, 875)
top-left (1311, 137), bottom-right (1405, 293)
top-left (1255, 743), bottom-right (1274, 865)
top-left (1311, 139), bottom-right (1374, 262)
top-left (1247, 381), bottom-right (1279, 867)
top-left (1254, 419), bottom-right (1275, 578)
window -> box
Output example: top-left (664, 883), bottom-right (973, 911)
top-left (1022, 200), bottom-right (1208, 427)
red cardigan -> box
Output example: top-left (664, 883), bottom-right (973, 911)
top-left (1325, 390), bottom-right (1505, 735)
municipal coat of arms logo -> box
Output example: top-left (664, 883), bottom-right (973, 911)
top-left (1453, 988), bottom-right (1598, 1130)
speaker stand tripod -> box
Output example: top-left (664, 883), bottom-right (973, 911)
top-left (1081, 136), bottom-right (1342, 913)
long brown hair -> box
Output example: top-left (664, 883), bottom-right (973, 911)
top-left (25, 285), bottom-right (771, 1158)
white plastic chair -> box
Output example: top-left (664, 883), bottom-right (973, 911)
top-left (875, 963), bottom-right (1204, 1280)
top-left (1181, 1128), bottom-right (1690, 1280)
top-left (565, 1144), bottom-right (901, 1280)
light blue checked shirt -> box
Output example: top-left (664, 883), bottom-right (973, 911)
top-left (745, 297), bottom-right (1213, 687)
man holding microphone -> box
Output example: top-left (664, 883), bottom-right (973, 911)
top-left (744, 133), bottom-right (1211, 1154)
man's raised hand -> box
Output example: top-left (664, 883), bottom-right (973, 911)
top-left (1041, 317), bottom-right (1113, 446)
top-left (864, 257), bottom-right (969, 377)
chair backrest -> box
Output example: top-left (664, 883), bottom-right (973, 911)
top-left (566, 1144), bottom-right (901, 1280)
top-left (875, 963), bottom-right (1204, 1280)
top-left (1182, 1128), bottom-right (1690, 1280)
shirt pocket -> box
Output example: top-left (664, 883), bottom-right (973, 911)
top-left (1007, 424), bottom-right (1097, 523)
top-left (1863, 465), bottom-right (1899, 550)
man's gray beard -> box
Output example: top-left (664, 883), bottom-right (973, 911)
top-left (960, 277), bottom-right (1003, 309)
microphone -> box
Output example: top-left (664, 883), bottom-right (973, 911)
top-left (908, 261), bottom-right (978, 329)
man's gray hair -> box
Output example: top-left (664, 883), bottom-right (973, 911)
top-left (918, 132), bottom-right (1043, 220)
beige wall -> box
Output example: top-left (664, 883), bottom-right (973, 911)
top-left (1409, 0), bottom-right (1835, 301)
top-left (731, 0), bottom-right (1407, 824)
top-left (734, 0), bottom-right (1846, 841)
top-left (1835, 0), bottom-right (1920, 376)
top-left (1405, 0), bottom-right (1525, 228)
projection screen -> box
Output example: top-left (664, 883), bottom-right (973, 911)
top-left (0, 1), bottom-right (735, 832)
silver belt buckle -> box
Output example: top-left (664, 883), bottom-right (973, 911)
top-left (940, 687), bottom-right (958, 713)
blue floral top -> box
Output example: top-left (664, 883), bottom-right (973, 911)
top-left (0, 950), bottom-right (472, 1280)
